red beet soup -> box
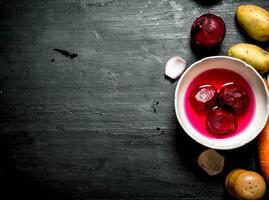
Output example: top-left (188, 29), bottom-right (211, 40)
top-left (184, 68), bottom-right (255, 139)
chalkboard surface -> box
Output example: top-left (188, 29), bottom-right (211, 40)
top-left (0, 0), bottom-right (268, 199)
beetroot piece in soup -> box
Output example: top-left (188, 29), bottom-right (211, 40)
top-left (207, 107), bottom-right (238, 135)
top-left (189, 85), bottom-right (218, 114)
top-left (218, 83), bottom-right (249, 115)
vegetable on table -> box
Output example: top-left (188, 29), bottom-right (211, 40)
top-left (259, 118), bottom-right (269, 182)
top-left (236, 5), bottom-right (269, 42)
top-left (258, 79), bottom-right (269, 182)
top-left (196, 0), bottom-right (220, 5)
top-left (228, 43), bottom-right (269, 73)
top-left (191, 13), bottom-right (226, 51)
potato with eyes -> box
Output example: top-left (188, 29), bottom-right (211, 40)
top-left (228, 43), bottom-right (269, 73)
top-left (236, 5), bottom-right (269, 42)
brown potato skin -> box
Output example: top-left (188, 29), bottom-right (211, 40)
top-left (236, 5), bottom-right (269, 42)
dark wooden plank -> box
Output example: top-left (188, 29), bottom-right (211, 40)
top-left (0, 0), bottom-right (268, 199)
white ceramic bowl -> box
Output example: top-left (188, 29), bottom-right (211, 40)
top-left (175, 56), bottom-right (269, 150)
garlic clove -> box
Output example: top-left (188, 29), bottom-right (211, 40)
top-left (198, 149), bottom-right (225, 176)
top-left (164, 56), bottom-right (186, 80)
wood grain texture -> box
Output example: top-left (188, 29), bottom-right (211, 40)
top-left (0, 0), bottom-right (268, 199)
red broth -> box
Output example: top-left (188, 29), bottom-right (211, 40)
top-left (184, 68), bottom-right (255, 139)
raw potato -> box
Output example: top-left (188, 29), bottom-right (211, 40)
top-left (228, 43), bottom-right (269, 73)
top-left (236, 5), bottom-right (269, 42)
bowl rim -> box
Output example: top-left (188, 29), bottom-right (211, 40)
top-left (174, 55), bottom-right (269, 150)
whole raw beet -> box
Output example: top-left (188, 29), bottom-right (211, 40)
top-left (191, 14), bottom-right (226, 50)
top-left (218, 83), bottom-right (249, 115)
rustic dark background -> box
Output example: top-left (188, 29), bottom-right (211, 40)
top-left (0, 0), bottom-right (268, 199)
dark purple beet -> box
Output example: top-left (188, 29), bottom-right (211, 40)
top-left (196, 0), bottom-right (221, 5)
top-left (189, 85), bottom-right (218, 113)
top-left (218, 83), bottom-right (249, 115)
top-left (191, 13), bottom-right (226, 50)
top-left (207, 107), bottom-right (237, 134)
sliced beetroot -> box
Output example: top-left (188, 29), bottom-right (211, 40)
top-left (218, 83), bottom-right (249, 115)
top-left (207, 107), bottom-right (237, 135)
top-left (189, 85), bottom-right (218, 113)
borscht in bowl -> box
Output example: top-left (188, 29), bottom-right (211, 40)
top-left (175, 56), bottom-right (269, 150)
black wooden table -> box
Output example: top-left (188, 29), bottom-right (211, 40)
top-left (0, 0), bottom-right (268, 199)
